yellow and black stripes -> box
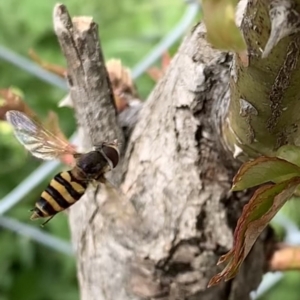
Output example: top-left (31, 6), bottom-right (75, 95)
top-left (30, 171), bottom-right (88, 219)
top-left (55, 172), bottom-right (85, 201)
top-left (62, 171), bottom-right (87, 196)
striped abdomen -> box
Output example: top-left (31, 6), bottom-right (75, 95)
top-left (30, 170), bottom-right (87, 220)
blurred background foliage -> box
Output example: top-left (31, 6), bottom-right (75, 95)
top-left (0, 0), bottom-right (188, 299)
top-left (1, 1), bottom-right (300, 300)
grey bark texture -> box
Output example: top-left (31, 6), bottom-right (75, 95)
top-left (53, 3), bottom-right (272, 300)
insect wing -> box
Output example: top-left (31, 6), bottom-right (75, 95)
top-left (100, 178), bottom-right (141, 229)
top-left (6, 110), bottom-right (76, 161)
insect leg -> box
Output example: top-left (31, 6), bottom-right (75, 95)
top-left (41, 215), bottom-right (55, 227)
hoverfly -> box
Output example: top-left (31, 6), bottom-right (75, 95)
top-left (6, 110), bottom-right (120, 225)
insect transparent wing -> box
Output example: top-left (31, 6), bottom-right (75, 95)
top-left (97, 178), bottom-right (148, 248)
top-left (100, 178), bottom-right (142, 230)
top-left (6, 110), bottom-right (76, 160)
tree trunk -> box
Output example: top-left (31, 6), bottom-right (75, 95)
top-left (52, 2), bottom-right (278, 300)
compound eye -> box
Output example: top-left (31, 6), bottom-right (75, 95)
top-left (101, 145), bottom-right (119, 168)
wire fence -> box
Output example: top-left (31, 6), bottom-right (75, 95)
top-left (0, 1), bottom-right (199, 249)
top-left (0, 2), bottom-right (297, 299)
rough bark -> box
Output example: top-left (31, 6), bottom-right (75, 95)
top-left (53, 4), bottom-right (124, 151)
top-left (53, 3), bottom-right (272, 300)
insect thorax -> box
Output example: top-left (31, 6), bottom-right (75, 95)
top-left (76, 151), bottom-right (109, 179)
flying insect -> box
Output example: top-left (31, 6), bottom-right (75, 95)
top-left (6, 110), bottom-right (120, 225)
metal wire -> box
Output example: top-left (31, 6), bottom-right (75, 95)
top-left (0, 46), bottom-right (67, 90)
top-left (131, 2), bottom-right (199, 78)
top-left (0, 161), bottom-right (59, 214)
top-left (0, 2), bottom-right (200, 88)
top-left (0, 216), bottom-right (73, 255)
top-left (0, 1), bottom-right (200, 253)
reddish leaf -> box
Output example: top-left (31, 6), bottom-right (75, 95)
top-left (29, 49), bottom-right (140, 113)
top-left (29, 51), bottom-right (139, 113)
top-left (147, 52), bottom-right (172, 82)
top-left (147, 68), bottom-right (163, 82)
top-left (59, 59), bottom-right (139, 113)
top-left (161, 52), bottom-right (172, 70)
top-left (208, 177), bottom-right (300, 287)
top-left (0, 88), bottom-right (35, 120)
top-left (232, 156), bottom-right (300, 191)
top-left (106, 59), bottom-right (138, 113)
top-left (28, 49), bottom-right (67, 78)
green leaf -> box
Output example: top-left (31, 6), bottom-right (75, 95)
top-left (232, 156), bottom-right (300, 191)
top-left (208, 177), bottom-right (300, 287)
top-left (202, 0), bottom-right (246, 52)
top-left (276, 145), bottom-right (300, 167)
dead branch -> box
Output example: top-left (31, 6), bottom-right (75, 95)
top-left (53, 4), bottom-right (124, 151)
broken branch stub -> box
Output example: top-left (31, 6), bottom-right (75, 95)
top-left (53, 3), bottom-right (124, 149)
